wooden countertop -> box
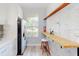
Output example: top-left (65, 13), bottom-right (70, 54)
top-left (42, 32), bottom-right (79, 48)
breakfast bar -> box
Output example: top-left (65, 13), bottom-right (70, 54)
top-left (42, 32), bottom-right (79, 56)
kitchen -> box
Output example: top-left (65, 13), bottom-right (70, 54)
top-left (0, 3), bottom-right (79, 56)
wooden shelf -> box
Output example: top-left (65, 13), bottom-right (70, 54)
top-left (44, 3), bottom-right (70, 20)
top-left (42, 32), bottom-right (79, 48)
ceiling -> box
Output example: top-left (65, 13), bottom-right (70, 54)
top-left (19, 3), bottom-right (50, 9)
top-left (18, 3), bottom-right (51, 19)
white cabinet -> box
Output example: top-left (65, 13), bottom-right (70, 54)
top-left (0, 43), bottom-right (13, 56)
top-left (0, 39), bottom-right (16, 56)
top-left (0, 44), bottom-right (9, 56)
top-left (0, 4), bottom-right (8, 25)
top-left (0, 19), bottom-right (5, 25)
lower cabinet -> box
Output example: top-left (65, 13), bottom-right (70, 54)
top-left (0, 39), bottom-right (17, 56)
top-left (0, 45), bottom-right (8, 56)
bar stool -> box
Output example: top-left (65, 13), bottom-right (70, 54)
top-left (41, 39), bottom-right (51, 56)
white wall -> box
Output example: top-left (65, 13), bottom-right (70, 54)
top-left (46, 3), bottom-right (61, 15)
top-left (0, 4), bottom-right (23, 55)
top-left (46, 3), bottom-right (79, 56)
top-left (6, 4), bottom-right (23, 55)
top-left (5, 4), bottom-right (23, 39)
top-left (0, 4), bottom-right (23, 40)
top-left (47, 3), bottom-right (79, 43)
top-left (0, 4), bottom-right (8, 25)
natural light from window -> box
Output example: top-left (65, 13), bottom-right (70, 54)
top-left (26, 16), bottom-right (39, 38)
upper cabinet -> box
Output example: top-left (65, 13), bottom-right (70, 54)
top-left (0, 4), bottom-right (8, 25)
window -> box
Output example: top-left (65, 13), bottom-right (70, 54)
top-left (26, 17), bottom-right (39, 38)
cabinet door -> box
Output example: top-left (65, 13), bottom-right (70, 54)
top-left (0, 44), bottom-right (9, 56)
top-left (7, 40), bottom-right (17, 56)
top-left (7, 43), bottom-right (13, 56)
top-left (0, 40), bottom-right (17, 56)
